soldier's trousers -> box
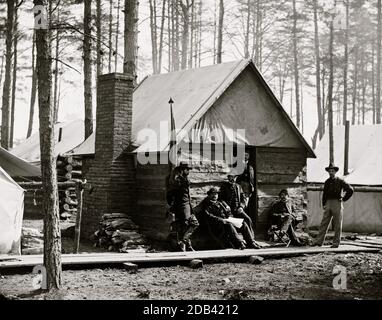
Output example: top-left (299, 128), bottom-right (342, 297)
top-left (225, 222), bottom-right (254, 248)
top-left (315, 199), bottom-right (343, 247)
top-left (234, 211), bottom-right (255, 238)
top-left (177, 215), bottom-right (199, 244)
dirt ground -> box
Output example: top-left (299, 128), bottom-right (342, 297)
top-left (2, 219), bottom-right (381, 300)
top-left (1, 251), bottom-right (381, 300)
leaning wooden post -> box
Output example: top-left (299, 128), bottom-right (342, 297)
top-left (343, 121), bottom-right (350, 176)
top-left (74, 181), bottom-right (84, 253)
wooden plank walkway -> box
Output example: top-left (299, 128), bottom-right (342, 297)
top-left (0, 244), bottom-right (380, 270)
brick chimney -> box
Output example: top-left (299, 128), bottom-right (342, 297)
top-left (81, 73), bottom-right (136, 239)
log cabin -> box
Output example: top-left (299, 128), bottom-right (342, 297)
top-left (73, 59), bottom-right (316, 247)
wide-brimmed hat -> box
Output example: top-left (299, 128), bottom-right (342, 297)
top-left (325, 163), bottom-right (339, 172)
top-left (177, 162), bottom-right (192, 170)
top-left (207, 187), bottom-right (219, 195)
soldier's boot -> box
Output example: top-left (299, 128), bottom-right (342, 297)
top-left (178, 241), bottom-right (186, 252)
top-left (185, 240), bottom-right (195, 252)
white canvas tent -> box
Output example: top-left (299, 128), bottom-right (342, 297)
top-left (307, 125), bottom-right (382, 233)
top-left (11, 119), bottom-right (89, 164)
top-left (0, 146), bottom-right (41, 177)
top-left (0, 166), bottom-right (24, 254)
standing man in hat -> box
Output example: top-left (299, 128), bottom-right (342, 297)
top-left (313, 163), bottom-right (354, 248)
top-left (166, 162), bottom-right (199, 251)
top-left (201, 187), bottom-right (261, 249)
top-left (236, 152), bottom-right (257, 228)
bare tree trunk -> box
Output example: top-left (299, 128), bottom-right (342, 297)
top-left (343, 0), bottom-right (349, 124)
top-left (322, 67), bottom-right (326, 134)
top-left (34, 0), bottom-right (61, 291)
top-left (244, 0), bottom-right (250, 58)
top-left (292, 0), bottom-right (300, 129)
top-left (171, 1), bottom-right (176, 70)
top-left (149, 0), bottom-right (158, 73)
top-left (83, 0), bottom-right (93, 139)
top-left (124, 0), bottom-right (139, 79)
top-left (53, 7), bottom-right (60, 124)
top-left (372, 39), bottom-right (376, 124)
top-left (108, 0), bottom-right (113, 73)
top-left (301, 72), bottom-right (304, 134)
top-left (328, 19), bottom-right (335, 164)
top-left (254, 0), bottom-right (261, 67)
top-left (0, 54), bottom-right (4, 89)
top-left (27, 31), bottom-right (37, 138)
top-left (352, 46), bottom-right (358, 125)
top-left (10, 6), bottom-right (18, 149)
top-left (313, 0), bottom-right (323, 139)
top-left (189, 1), bottom-right (194, 69)
top-left (175, 2), bottom-right (180, 71)
top-left (114, 0), bottom-right (120, 72)
top-left (179, 0), bottom-right (193, 70)
top-left (168, 0), bottom-right (172, 71)
top-left (158, 0), bottom-right (166, 73)
top-left (361, 55), bottom-right (366, 125)
top-left (96, 0), bottom-right (103, 77)
top-left (1, 0), bottom-right (14, 150)
top-left (377, 0), bottom-right (382, 123)
top-left (197, 0), bottom-right (202, 67)
top-left (216, 0), bottom-right (224, 64)
top-left (290, 79), bottom-right (293, 118)
top-left (213, 0), bottom-right (217, 64)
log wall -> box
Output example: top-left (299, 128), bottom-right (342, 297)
top-left (132, 153), bottom-right (230, 243)
top-left (132, 147), bottom-right (308, 243)
top-left (256, 147), bottom-right (308, 233)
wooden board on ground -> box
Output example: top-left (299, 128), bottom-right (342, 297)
top-left (341, 240), bottom-right (382, 249)
top-left (0, 245), bottom-right (380, 270)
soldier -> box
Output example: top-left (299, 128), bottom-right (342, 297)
top-left (269, 189), bottom-right (303, 246)
top-left (236, 152), bottom-right (257, 228)
top-left (236, 152), bottom-right (255, 194)
top-left (219, 169), bottom-right (255, 237)
top-left (201, 187), bottom-right (261, 249)
top-left (166, 162), bottom-right (199, 252)
top-left (313, 163), bottom-right (354, 248)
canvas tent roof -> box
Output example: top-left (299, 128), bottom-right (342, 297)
top-left (307, 125), bottom-right (382, 185)
top-left (0, 147), bottom-right (40, 177)
top-left (68, 59), bottom-right (314, 157)
top-left (0, 166), bottom-right (24, 254)
top-left (11, 119), bottom-right (87, 163)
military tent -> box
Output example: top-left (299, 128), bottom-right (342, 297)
top-left (307, 125), bottom-right (382, 233)
top-left (0, 166), bottom-right (24, 254)
top-left (0, 146), bottom-right (41, 177)
top-left (11, 119), bottom-right (88, 164)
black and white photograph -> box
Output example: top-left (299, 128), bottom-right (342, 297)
top-left (0, 0), bottom-right (381, 311)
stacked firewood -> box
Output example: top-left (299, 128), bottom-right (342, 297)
top-left (93, 213), bottom-right (149, 252)
top-left (57, 155), bottom-right (83, 220)
top-left (57, 155), bottom-right (83, 181)
top-left (21, 227), bottom-right (44, 255)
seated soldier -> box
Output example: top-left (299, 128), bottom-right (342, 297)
top-left (219, 169), bottom-right (255, 237)
top-left (269, 189), bottom-right (303, 246)
top-left (201, 187), bottom-right (261, 250)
